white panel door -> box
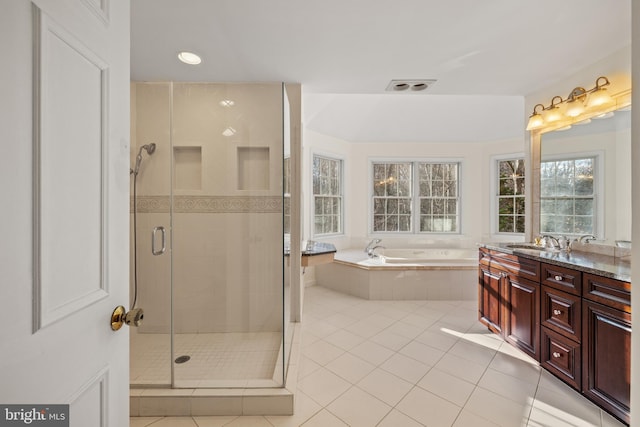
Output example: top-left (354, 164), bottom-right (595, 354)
top-left (0, 1), bottom-right (130, 426)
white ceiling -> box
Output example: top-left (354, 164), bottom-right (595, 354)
top-left (130, 0), bottom-right (631, 142)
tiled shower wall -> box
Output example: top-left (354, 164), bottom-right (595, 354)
top-left (131, 82), bottom-right (284, 334)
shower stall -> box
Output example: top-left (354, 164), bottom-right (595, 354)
top-left (129, 82), bottom-right (295, 392)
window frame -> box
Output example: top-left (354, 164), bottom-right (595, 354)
top-left (539, 151), bottom-right (604, 239)
top-left (369, 158), bottom-right (463, 235)
top-left (311, 153), bottom-right (345, 238)
top-left (491, 153), bottom-right (526, 236)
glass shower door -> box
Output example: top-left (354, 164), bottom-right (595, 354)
top-left (129, 82), bottom-right (173, 387)
top-left (170, 83), bottom-right (285, 388)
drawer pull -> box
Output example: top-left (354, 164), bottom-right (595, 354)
top-left (554, 275), bottom-right (563, 281)
top-left (553, 309), bottom-right (562, 315)
top-left (552, 352), bottom-right (562, 358)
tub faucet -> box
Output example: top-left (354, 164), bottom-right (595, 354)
top-left (365, 239), bottom-right (382, 256)
top-left (368, 245), bottom-right (386, 258)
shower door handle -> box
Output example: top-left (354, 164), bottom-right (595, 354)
top-left (152, 226), bottom-right (166, 255)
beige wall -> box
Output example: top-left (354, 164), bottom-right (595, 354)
top-left (302, 129), bottom-right (526, 251)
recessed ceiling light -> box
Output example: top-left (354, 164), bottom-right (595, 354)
top-left (219, 99), bottom-right (235, 107)
top-left (178, 51), bottom-right (202, 65)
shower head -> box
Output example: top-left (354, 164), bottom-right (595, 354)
top-left (144, 143), bottom-right (156, 155)
top-left (138, 143), bottom-right (156, 157)
top-left (132, 143), bottom-right (157, 176)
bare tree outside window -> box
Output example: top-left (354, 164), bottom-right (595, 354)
top-left (541, 157), bottom-right (595, 235)
top-left (313, 155), bottom-right (343, 235)
top-left (497, 159), bottom-right (525, 233)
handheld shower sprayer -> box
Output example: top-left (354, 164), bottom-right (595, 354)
top-left (131, 143), bottom-right (156, 176)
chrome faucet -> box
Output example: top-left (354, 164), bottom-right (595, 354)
top-left (579, 234), bottom-right (597, 244)
top-left (541, 235), bottom-right (561, 249)
top-left (365, 238), bottom-right (382, 257)
top-left (368, 245), bottom-right (386, 258)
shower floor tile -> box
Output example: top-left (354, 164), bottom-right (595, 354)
top-left (131, 332), bottom-right (282, 386)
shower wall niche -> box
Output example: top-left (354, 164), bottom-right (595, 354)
top-left (130, 82), bottom-right (291, 389)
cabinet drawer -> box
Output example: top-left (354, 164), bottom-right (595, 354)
top-left (583, 273), bottom-right (631, 313)
top-left (479, 248), bottom-right (540, 282)
top-left (541, 327), bottom-right (581, 390)
top-left (541, 263), bottom-right (581, 296)
top-left (542, 286), bottom-right (581, 342)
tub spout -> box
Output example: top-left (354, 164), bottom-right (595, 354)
top-left (368, 245), bottom-right (386, 258)
top-left (364, 238), bottom-right (382, 254)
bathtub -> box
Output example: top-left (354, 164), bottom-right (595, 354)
top-left (315, 248), bottom-right (477, 301)
top-left (373, 248), bottom-right (476, 265)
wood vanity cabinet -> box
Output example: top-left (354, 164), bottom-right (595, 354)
top-left (478, 248), bottom-right (540, 360)
top-left (478, 248), bottom-right (631, 425)
top-left (582, 273), bottom-right (631, 425)
top-left (540, 263), bottom-right (582, 389)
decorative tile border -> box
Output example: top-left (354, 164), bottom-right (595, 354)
top-left (132, 196), bottom-right (283, 213)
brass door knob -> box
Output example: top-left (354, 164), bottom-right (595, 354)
top-left (111, 306), bottom-right (126, 330)
top-left (111, 306), bottom-right (144, 330)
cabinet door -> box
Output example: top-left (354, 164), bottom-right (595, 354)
top-left (582, 300), bottom-right (631, 424)
top-left (478, 267), bottom-right (504, 336)
top-left (504, 275), bottom-right (540, 361)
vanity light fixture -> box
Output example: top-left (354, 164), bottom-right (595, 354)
top-left (526, 76), bottom-right (612, 130)
top-left (178, 51), bottom-right (202, 65)
top-left (565, 87), bottom-right (587, 117)
top-left (542, 96), bottom-right (564, 123)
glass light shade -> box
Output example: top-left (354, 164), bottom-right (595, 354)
top-left (565, 99), bottom-right (585, 117)
top-left (526, 113), bottom-right (544, 130)
top-left (588, 88), bottom-right (613, 108)
top-left (542, 105), bottom-right (562, 123)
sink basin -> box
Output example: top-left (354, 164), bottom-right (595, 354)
top-left (506, 243), bottom-right (559, 252)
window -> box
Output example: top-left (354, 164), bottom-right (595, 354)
top-left (497, 158), bottom-right (525, 233)
top-left (372, 162), bottom-right (412, 232)
top-left (418, 163), bottom-right (459, 232)
top-left (371, 161), bottom-right (460, 233)
top-left (540, 157), bottom-right (595, 236)
top-left (313, 155), bottom-right (343, 235)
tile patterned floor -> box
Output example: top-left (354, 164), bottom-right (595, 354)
top-left (131, 285), bottom-right (627, 426)
top-left (131, 332), bottom-right (281, 386)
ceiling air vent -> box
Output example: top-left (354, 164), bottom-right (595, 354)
top-left (385, 79), bottom-right (437, 93)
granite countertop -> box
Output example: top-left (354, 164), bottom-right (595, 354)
top-left (302, 242), bottom-right (337, 256)
top-left (478, 242), bottom-right (631, 283)
top-left (285, 242), bottom-right (337, 257)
